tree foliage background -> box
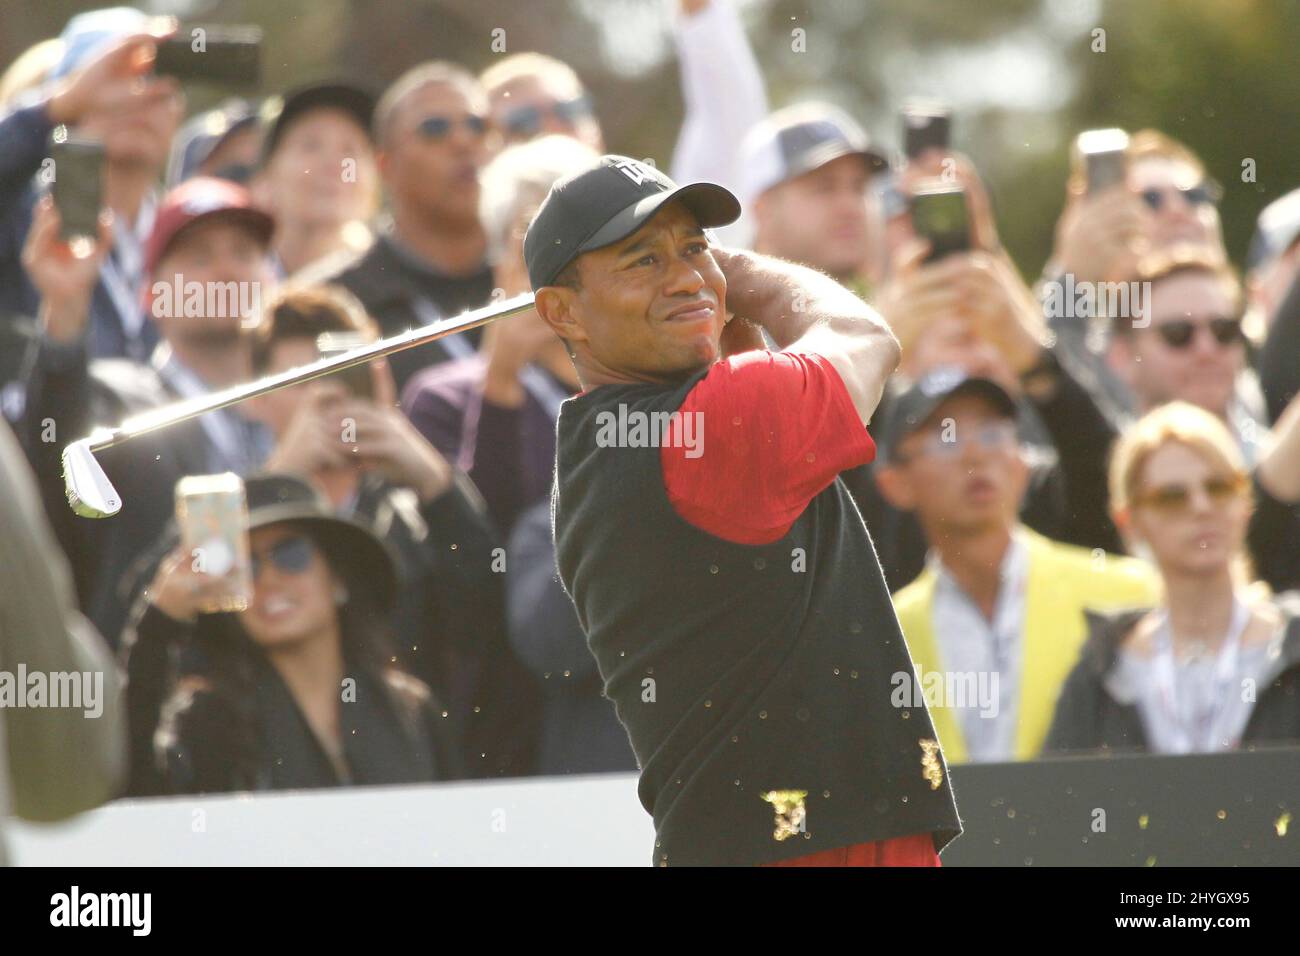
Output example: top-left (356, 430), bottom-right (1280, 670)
top-left (4, 0), bottom-right (1297, 277)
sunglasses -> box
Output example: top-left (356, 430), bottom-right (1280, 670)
top-left (1139, 181), bottom-right (1220, 212)
top-left (250, 534), bottom-right (316, 580)
top-left (415, 113), bottom-right (488, 140)
top-left (894, 420), bottom-right (1018, 464)
top-left (1152, 316), bottom-right (1243, 349)
top-left (502, 95), bottom-right (593, 136)
top-left (1133, 473), bottom-right (1248, 513)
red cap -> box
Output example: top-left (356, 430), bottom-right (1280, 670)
top-left (144, 177), bottom-right (275, 277)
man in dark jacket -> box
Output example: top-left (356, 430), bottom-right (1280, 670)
top-left (531, 156), bottom-right (961, 866)
top-left (17, 177), bottom-right (275, 647)
top-left (311, 62), bottom-right (495, 392)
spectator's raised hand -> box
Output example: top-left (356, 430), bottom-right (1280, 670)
top-left (21, 195), bottom-right (112, 343)
top-left (955, 249), bottom-right (1052, 374)
top-left (143, 546), bottom-right (231, 625)
top-left (483, 307), bottom-right (563, 407)
top-left (263, 381), bottom-right (356, 478)
top-left (337, 398), bottom-right (453, 503)
top-left (1050, 183), bottom-right (1150, 284)
top-left (899, 151), bottom-right (1003, 253)
top-left (876, 238), bottom-right (967, 355)
top-left (46, 27), bottom-right (180, 129)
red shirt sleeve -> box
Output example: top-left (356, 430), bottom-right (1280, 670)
top-left (660, 350), bottom-right (876, 545)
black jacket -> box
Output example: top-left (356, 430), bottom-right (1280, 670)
top-left (17, 339), bottom-right (266, 646)
top-left (154, 646), bottom-right (459, 795)
top-left (1044, 592), bottom-right (1300, 755)
top-left (315, 232), bottom-right (495, 394)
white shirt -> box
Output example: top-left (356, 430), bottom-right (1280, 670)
top-left (669, 0), bottom-right (768, 248)
top-left (928, 533), bottom-right (1030, 762)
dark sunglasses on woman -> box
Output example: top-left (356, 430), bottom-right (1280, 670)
top-left (1133, 472), bottom-right (1248, 514)
top-left (416, 113), bottom-right (489, 140)
top-left (503, 94), bottom-right (593, 137)
top-left (1153, 315), bottom-right (1243, 349)
top-left (1139, 181), bottom-right (1221, 212)
top-left (251, 535), bottom-right (316, 579)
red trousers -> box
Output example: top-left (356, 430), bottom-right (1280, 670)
top-left (761, 832), bottom-right (941, 867)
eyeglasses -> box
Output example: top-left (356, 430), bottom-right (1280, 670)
top-left (250, 535), bottom-right (316, 580)
top-left (502, 95), bottom-right (593, 137)
top-left (1132, 473), bottom-right (1248, 513)
top-left (1139, 181), bottom-right (1221, 212)
top-left (893, 420), bottom-right (1018, 463)
top-left (1152, 316), bottom-right (1243, 349)
top-left (415, 114), bottom-right (488, 140)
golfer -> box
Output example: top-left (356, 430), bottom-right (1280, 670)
top-left (528, 156), bottom-right (962, 866)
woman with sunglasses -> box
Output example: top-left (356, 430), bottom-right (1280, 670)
top-left (130, 474), bottom-right (460, 794)
top-left (1045, 402), bottom-right (1300, 755)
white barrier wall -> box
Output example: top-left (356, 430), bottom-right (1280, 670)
top-left (8, 772), bottom-right (654, 866)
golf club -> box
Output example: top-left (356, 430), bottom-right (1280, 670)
top-left (62, 292), bottom-right (537, 518)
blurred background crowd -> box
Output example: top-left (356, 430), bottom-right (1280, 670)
top-left (0, 0), bottom-right (1297, 825)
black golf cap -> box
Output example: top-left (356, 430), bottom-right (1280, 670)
top-left (880, 366), bottom-right (1018, 462)
top-left (260, 81), bottom-right (376, 164)
top-left (524, 155), bottom-right (741, 290)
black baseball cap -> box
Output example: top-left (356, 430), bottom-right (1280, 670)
top-left (524, 155), bottom-right (741, 290)
top-left (259, 81), bottom-right (376, 164)
top-left (880, 367), bottom-right (1018, 462)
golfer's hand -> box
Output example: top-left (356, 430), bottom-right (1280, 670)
top-left (23, 196), bottom-right (112, 344)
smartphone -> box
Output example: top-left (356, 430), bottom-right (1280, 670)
top-left (48, 130), bottom-right (104, 242)
top-left (910, 184), bottom-right (971, 263)
top-left (316, 332), bottom-right (375, 400)
top-left (1075, 128), bottom-right (1129, 195)
top-left (153, 26), bottom-right (263, 89)
top-left (175, 473), bottom-right (252, 613)
top-left (902, 103), bottom-right (951, 160)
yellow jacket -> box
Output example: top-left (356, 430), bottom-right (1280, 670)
top-left (893, 527), bottom-right (1161, 764)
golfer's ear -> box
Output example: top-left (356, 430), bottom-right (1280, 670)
top-left (535, 286), bottom-right (584, 342)
top-left (874, 462), bottom-right (917, 512)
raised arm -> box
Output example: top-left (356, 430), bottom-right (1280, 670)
top-left (713, 247), bottom-right (900, 426)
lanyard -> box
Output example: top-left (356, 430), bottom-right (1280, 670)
top-left (153, 346), bottom-right (261, 475)
top-left (98, 198), bottom-right (156, 342)
top-left (1149, 598), bottom-right (1250, 753)
top-left (412, 296), bottom-right (570, 422)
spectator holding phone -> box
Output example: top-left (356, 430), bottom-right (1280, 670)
top-left (141, 473), bottom-right (460, 794)
top-left (17, 177), bottom-right (276, 646)
top-left (1045, 402), bottom-right (1300, 756)
top-left (0, 10), bottom-right (183, 373)
top-left (242, 284), bottom-right (535, 779)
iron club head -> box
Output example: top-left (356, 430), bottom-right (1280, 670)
top-left (62, 435), bottom-right (121, 518)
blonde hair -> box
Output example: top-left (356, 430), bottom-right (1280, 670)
top-left (1067, 128), bottom-right (1208, 196)
top-left (479, 52), bottom-right (583, 101)
top-left (1109, 401), bottom-right (1247, 513)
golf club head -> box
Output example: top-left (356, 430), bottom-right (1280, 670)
top-left (62, 436), bottom-right (121, 518)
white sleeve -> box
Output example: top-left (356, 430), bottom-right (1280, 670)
top-left (669, 0), bottom-right (768, 196)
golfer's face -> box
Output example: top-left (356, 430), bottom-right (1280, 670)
top-left (574, 202), bottom-right (727, 382)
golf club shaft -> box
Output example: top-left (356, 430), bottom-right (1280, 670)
top-left (85, 293), bottom-right (536, 453)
